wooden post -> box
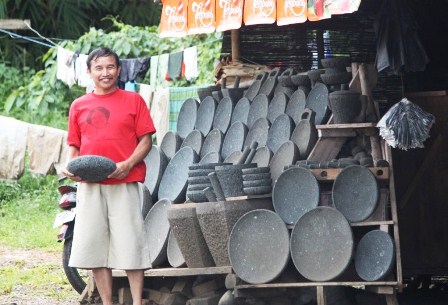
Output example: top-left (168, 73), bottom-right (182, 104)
top-left (231, 30), bottom-right (240, 62)
top-left (316, 286), bottom-right (327, 305)
top-left (0, 19), bottom-right (31, 30)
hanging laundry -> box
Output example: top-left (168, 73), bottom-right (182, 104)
top-left (56, 47), bottom-right (76, 87)
top-left (124, 80), bottom-right (137, 92)
top-left (151, 88), bottom-right (170, 145)
top-left (183, 46), bottom-right (199, 80)
top-left (0, 116), bottom-right (29, 180)
top-left (167, 51), bottom-right (184, 80)
top-left (27, 124), bottom-right (65, 175)
top-left (54, 132), bottom-right (69, 176)
top-left (139, 83), bottom-right (154, 109)
top-left (119, 57), bottom-right (151, 83)
top-left (150, 56), bottom-right (159, 91)
top-left (157, 54), bottom-right (170, 88)
top-left (75, 53), bottom-right (92, 87)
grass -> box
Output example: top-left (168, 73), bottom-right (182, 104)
top-left (0, 165), bottom-right (78, 299)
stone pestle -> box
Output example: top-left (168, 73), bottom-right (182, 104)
top-left (208, 172), bottom-right (226, 201)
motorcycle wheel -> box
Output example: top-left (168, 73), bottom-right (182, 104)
top-left (63, 238), bottom-right (87, 294)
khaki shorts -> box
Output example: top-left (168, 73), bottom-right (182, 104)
top-left (69, 183), bottom-right (151, 270)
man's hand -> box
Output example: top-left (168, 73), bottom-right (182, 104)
top-left (62, 168), bottom-right (83, 182)
top-left (108, 161), bottom-right (132, 179)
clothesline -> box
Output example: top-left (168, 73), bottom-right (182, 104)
top-left (0, 28), bottom-right (55, 48)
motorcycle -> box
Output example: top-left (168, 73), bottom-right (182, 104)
top-left (53, 176), bottom-right (87, 294)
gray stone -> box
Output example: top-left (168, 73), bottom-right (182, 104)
top-left (231, 97), bottom-right (251, 125)
top-left (267, 93), bottom-right (288, 124)
top-left (195, 96), bottom-right (217, 136)
top-left (242, 167), bottom-right (270, 175)
top-left (242, 179), bottom-right (272, 187)
top-left (144, 145), bottom-right (169, 202)
top-left (221, 121), bottom-right (248, 160)
top-left (188, 175), bottom-right (211, 184)
top-left (242, 172), bottom-right (271, 181)
top-left (200, 129), bottom-right (224, 159)
top-left (181, 130), bottom-right (204, 156)
top-left (285, 89), bottom-right (307, 124)
top-left (244, 118), bottom-right (270, 149)
top-left (67, 155), bottom-right (116, 182)
top-left (167, 230), bottom-right (186, 268)
top-left (267, 114), bottom-right (295, 154)
top-left (189, 168), bottom-right (215, 177)
top-left (223, 150), bottom-right (243, 165)
top-left (269, 141), bottom-right (299, 184)
top-left (177, 98), bottom-right (199, 139)
top-left (187, 294), bottom-right (222, 305)
top-left (247, 94), bottom-right (269, 129)
top-left (187, 183), bottom-right (212, 191)
top-left (213, 97), bottom-right (234, 134)
top-left (187, 190), bottom-right (209, 203)
top-left (160, 131), bottom-right (183, 160)
top-left (251, 147), bottom-right (273, 167)
top-left (167, 203), bottom-right (215, 268)
top-left (158, 147), bottom-right (199, 203)
top-left (199, 151), bottom-right (222, 164)
top-left (196, 198), bottom-right (273, 266)
top-left (215, 164), bottom-right (256, 197)
top-left (243, 185), bottom-right (272, 195)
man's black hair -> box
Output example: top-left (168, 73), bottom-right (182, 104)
top-left (86, 47), bottom-right (120, 70)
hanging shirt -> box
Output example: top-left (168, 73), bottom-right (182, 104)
top-left (119, 58), bottom-right (151, 83)
top-left (56, 47), bottom-right (76, 87)
top-left (150, 56), bottom-right (159, 91)
top-left (167, 51), bottom-right (183, 80)
top-left (183, 46), bottom-right (199, 80)
top-left (157, 54), bottom-right (170, 88)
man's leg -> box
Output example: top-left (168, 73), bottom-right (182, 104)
top-left (92, 267), bottom-right (113, 305)
top-left (126, 269), bottom-right (144, 305)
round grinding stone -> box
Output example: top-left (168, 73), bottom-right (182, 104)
top-left (67, 155), bottom-right (116, 182)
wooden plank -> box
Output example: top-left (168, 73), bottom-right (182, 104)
top-left (0, 19), bottom-right (31, 30)
top-left (318, 129), bottom-right (357, 138)
top-left (310, 167), bottom-right (389, 181)
top-left (384, 144), bottom-right (403, 287)
top-left (366, 286), bottom-right (395, 294)
top-left (317, 122), bottom-right (377, 130)
top-left (317, 286), bottom-right (327, 305)
top-left (350, 221), bottom-right (394, 227)
top-left (406, 90), bottom-right (448, 98)
top-left (307, 137), bottom-right (347, 161)
top-left (112, 266), bottom-right (232, 277)
top-left (235, 281), bottom-right (398, 289)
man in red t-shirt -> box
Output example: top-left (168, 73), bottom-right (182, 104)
top-left (63, 47), bottom-right (156, 305)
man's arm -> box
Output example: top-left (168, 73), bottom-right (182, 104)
top-left (108, 133), bottom-right (153, 180)
top-left (62, 145), bottom-right (82, 181)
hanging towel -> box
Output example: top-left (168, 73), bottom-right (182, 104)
top-left (119, 57), bottom-right (151, 83)
top-left (54, 132), bottom-right (69, 176)
top-left (139, 83), bottom-right (154, 109)
top-left (0, 116), bottom-right (29, 180)
top-left (151, 88), bottom-right (170, 145)
top-left (167, 51), bottom-right (184, 80)
top-left (183, 46), bottom-right (199, 80)
top-left (169, 87), bottom-right (200, 131)
top-left (157, 54), bottom-right (170, 88)
top-left (27, 124), bottom-right (65, 175)
top-left (56, 47), bottom-right (76, 87)
top-left (75, 53), bottom-right (91, 87)
top-left (150, 56), bottom-right (159, 91)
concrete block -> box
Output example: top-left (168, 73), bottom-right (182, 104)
top-left (118, 287), bottom-right (133, 305)
top-left (148, 289), bottom-right (172, 305)
top-left (192, 279), bottom-right (224, 297)
top-left (171, 279), bottom-right (193, 297)
top-left (187, 293), bottom-right (222, 305)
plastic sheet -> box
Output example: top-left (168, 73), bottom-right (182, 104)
top-left (377, 98), bottom-right (435, 150)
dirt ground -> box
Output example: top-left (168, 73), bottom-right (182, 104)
top-left (1, 245), bottom-right (447, 305)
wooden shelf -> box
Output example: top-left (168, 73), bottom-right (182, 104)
top-left (310, 167), bottom-right (389, 181)
top-left (235, 281), bottom-right (398, 289)
top-left (287, 220), bottom-right (393, 230)
top-left (112, 266), bottom-right (232, 277)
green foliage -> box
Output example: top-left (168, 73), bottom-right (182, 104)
top-left (2, 19), bottom-right (222, 128)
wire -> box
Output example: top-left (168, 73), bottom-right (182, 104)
top-left (0, 29), bottom-right (55, 48)
top-left (23, 20), bottom-right (58, 47)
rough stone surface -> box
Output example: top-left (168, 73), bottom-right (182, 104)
top-left (199, 151), bottom-right (222, 164)
top-left (267, 93), bottom-right (288, 124)
top-left (213, 96), bottom-right (234, 134)
top-left (144, 145), bottom-right (169, 202)
top-left (167, 204), bottom-right (215, 268)
top-left (215, 164), bottom-right (256, 197)
top-left (231, 97), bottom-right (251, 125)
top-left (221, 121), bottom-right (248, 160)
top-left (243, 185), bottom-right (272, 195)
top-left (161, 131), bottom-right (183, 160)
top-left (177, 98), bottom-right (199, 139)
top-left (67, 155), bottom-right (116, 182)
top-left (242, 172), bottom-right (271, 181)
top-left (251, 147), bottom-right (273, 167)
top-left (196, 198), bottom-right (273, 266)
top-left (181, 130), bottom-right (204, 156)
top-left (242, 167), bottom-right (270, 175)
top-left (200, 129), bottom-right (224, 159)
top-left (195, 96), bottom-right (217, 136)
top-left (267, 114), bottom-right (296, 154)
top-left (247, 94), bottom-right (269, 129)
top-left (269, 141), bottom-right (299, 185)
top-left (244, 118), bottom-right (270, 149)
top-left (167, 230), bottom-right (186, 268)
top-left (223, 150), bottom-right (243, 165)
top-left (242, 178), bottom-right (272, 187)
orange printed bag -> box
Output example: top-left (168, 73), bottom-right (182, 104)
top-left (216, 0), bottom-right (244, 32)
top-left (277, 0), bottom-right (307, 26)
top-left (307, 0), bottom-right (330, 21)
top-left (188, 0), bottom-right (216, 34)
top-left (159, 0), bottom-right (188, 38)
top-left (244, 0), bottom-right (276, 25)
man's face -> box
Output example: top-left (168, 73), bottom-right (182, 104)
top-left (88, 55), bottom-right (121, 94)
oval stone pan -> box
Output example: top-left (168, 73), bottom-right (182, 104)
top-left (213, 96), bottom-right (234, 134)
top-left (272, 167), bottom-right (319, 225)
top-left (305, 82), bottom-right (331, 125)
top-left (144, 145), bottom-right (169, 202)
top-left (266, 114), bottom-right (295, 154)
top-left (332, 165), bottom-right (379, 222)
top-left (247, 94), bottom-right (269, 129)
top-left (228, 209), bottom-right (289, 284)
top-left (244, 117), bottom-right (270, 149)
top-left (195, 96), bottom-right (217, 136)
top-left (158, 147), bottom-right (199, 202)
top-left (221, 121), bottom-right (248, 160)
top-left (355, 230), bottom-right (395, 281)
top-left (177, 98), bottom-right (199, 139)
top-left (269, 141), bottom-right (299, 184)
top-left (167, 230), bottom-right (186, 268)
top-left (200, 128), bottom-right (224, 159)
top-left (290, 206), bottom-right (354, 282)
top-left (180, 129), bottom-right (204, 156)
top-left (251, 146), bottom-right (273, 168)
top-left (267, 93), bottom-right (288, 124)
top-left (144, 198), bottom-right (172, 267)
top-left (160, 131), bottom-right (182, 160)
top-left (231, 97), bottom-right (251, 126)
top-left (286, 88), bottom-right (307, 125)
top-left (67, 155), bottom-right (116, 182)
top-left (199, 151), bottom-right (222, 164)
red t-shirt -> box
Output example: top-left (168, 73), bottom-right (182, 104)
top-left (67, 89), bottom-right (156, 184)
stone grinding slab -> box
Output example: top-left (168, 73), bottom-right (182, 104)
top-left (221, 121), bottom-right (248, 160)
top-left (355, 230), bottom-right (395, 281)
top-left (167, 230), bottom-right (186, 268)
top-left (160, 131), bottom-right (183, 160)
top-left (228, 209), bottom-right (290, 284)
top-left (213, 96), bottom-right (234, 134)
top-left (177, 98), bottom-right (199, 139)
top-left (180, 130), bottom-right (204, 156)
top-left (290, 206), bottom-right (354, 281)
top-left (272, 167), bottom-right (320, 225)
top-left (215, 163), bottom-right (257, 197)
top-left (67, 155), bottom-right (116, 182)
top-left (332, 165), bottom-right (379, 222)
top-left (269, 141), bottom-right (299, 185)
top-left (252, 147), bottom-right (273, 167)
top-left (199, 151), bottom-right (222, 164)
top-left (243, 185), bottom-right (272, 195)
top-left (167, 203), bottom-right (215, 268)
top-left (244, 118), bottom-right (270, 149)
top-left (305, 82), bottom-right (331, 125)
top-left (195, 96), bottom-right (217, 136)
top-left (144, 145), bottom-right (169, 202)
top-left (223, 150), bottom-right (243, 165)
top-left (231, 97), bottom-right (251, 125)
top-left (242, 172), bottom-right (271, 181)
top-left (266, 114), bottom-right (295, 154)
top-left (200, 129), bottom-right (224, 159)
top-left (285, 89), bottom-right (307, 124)
top-left (158, 147), bottom-right (199, 203)
top-left (196, 198), bottom-right (273, 266)
top-left (267, 93), bottom-right (288, 124)
top-left (144, 198), bottom-right (172, 267)
top-left (247, 94), bottom-right (269, 129)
